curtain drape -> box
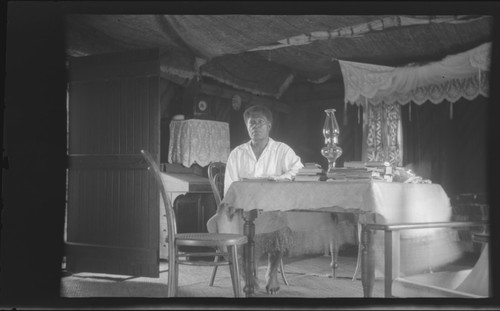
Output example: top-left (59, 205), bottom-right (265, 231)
top-left (363, 101), bottom-right (402, 166)
top-left (339, 42), bottom-right (490, 171)
top-left (339, 42), bottom-right (491, 107)
top-left (401, 97), bottom-right (488, 196)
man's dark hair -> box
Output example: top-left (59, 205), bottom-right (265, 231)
top-left (243, 105), bottom-right (273, 124)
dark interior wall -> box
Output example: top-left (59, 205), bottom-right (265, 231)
top-left (285, 99), bottom-right (363, 168)
top-left (282, 79), bottom-right (363, 168)
top-left (159, 78), bottom-right (184, 163)
top-left (160, 76), bottom-right (361, 166)
top-left (401, 96), bottom-right (488, 197)
top-left (227, 102), bottom-right (250, 148)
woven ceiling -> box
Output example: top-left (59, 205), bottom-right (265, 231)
top-left (65, 15), bottom-right (493, 98)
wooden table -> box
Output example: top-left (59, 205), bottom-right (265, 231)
top-left (220, 179), bottom-right (456, 297)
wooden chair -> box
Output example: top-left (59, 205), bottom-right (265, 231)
top-left (207, 161), bottom-right (289, 287)
top-left (363, 221), bottom-right (489, 298)
top-left (141, 150), bottom-right (247, 297)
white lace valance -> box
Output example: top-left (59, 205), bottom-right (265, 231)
top-left (168, 119), bottom-right (230, 167)
top-left (340, 42), bottom-right (491, 106)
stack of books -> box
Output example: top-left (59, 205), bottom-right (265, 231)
top-left (295, 163), bottom-right (323, 181)
top-left (328, 161), bottom-right (392, 181)
top-left (327, 167), bottom-right (373, 180)
top-left (343, 161), bottom-right (366, 169)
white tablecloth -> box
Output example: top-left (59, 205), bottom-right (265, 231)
top-left (221, 180), bottom-right (463, 275)
top-left (222, 180), bottom-right (452, 226)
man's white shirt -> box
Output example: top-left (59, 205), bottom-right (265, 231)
top-left (224, 138), bottom-right (304, 195)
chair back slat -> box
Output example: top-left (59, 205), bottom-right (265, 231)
top-left (208, 162), bottom-right (226, 207)
top-left (141, 150), bottom-right (177, 238)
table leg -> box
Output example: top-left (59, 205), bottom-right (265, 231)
top-left (242, 210), bottom-right (258, 297)
top-left (361, 224), bottom-right (375, 297)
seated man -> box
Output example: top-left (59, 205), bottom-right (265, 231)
top-left (207, 105), bottom-right (354, 294)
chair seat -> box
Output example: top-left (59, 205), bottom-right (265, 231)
top-left (176, 233), bottom-right (248, 247)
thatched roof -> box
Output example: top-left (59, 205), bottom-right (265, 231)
top-left (65, 14), bottom-right (493, 99)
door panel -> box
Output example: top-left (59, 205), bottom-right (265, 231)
top-left (66, 49), bottom-right (160, 277)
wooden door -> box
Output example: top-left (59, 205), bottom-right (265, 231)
top-left (66, 49), bottom-right (161, 277)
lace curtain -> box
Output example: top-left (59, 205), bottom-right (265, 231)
top-left (340, 42), bottom-right (490, 166)
top-left (340, 42), bottom-right (491, 107)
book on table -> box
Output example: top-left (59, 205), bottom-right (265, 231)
top-left (295, 163), bottom-right (322, 181)
top-left (327, 167), bottom-right (373, 180)
top-left (298, 163), bottom-right (322, 174)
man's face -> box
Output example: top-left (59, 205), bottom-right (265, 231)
top-left (246, 112), bottom-right (271, 141)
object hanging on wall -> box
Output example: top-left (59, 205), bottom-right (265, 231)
top-left (197, 99), bottom-right (208, 112)
top-left (182, 78), bottom-right (215, 120)
top-left (193, 95), bottom-right (214, 120)
top-left (231, 94), bottom-right (242, 111)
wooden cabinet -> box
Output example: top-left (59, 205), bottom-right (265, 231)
top-left (159, 171), bottom-right (217, 259)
